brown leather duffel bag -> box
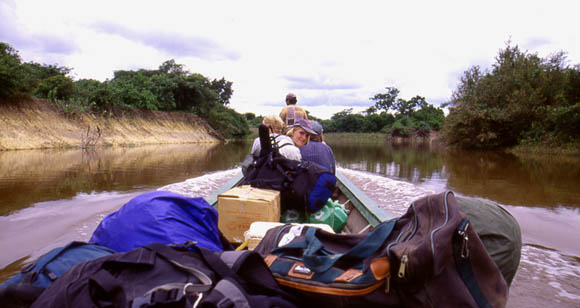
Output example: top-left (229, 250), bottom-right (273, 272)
top-left (255, 191), bottom-right (508, 308)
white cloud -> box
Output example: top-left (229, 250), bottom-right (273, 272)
top-left (1, 0), bottom-right (579, 119)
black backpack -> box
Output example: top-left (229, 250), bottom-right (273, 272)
top-left (31, 242), bottom-right (298, 308)
top-left (243, 125), bottom-right (336, 213)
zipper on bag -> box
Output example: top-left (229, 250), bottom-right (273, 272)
top-left (397, 254), bottom-right (408, 278)
top-left (457, 219), bottom-right (470, 258)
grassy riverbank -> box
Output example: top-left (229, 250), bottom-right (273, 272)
top-left (508, 139), bottom-right (580, 156)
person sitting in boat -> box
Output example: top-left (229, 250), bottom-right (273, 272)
top-left (299, 121), bottom-right (336, 174)
top-left (250, 115), bottom-right (301, 161)
top-left (279, 92), bottom-right (308, 133)
top-left (286, 118), bottom-right (317, 147)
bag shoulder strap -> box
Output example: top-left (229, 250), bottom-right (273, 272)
top-left (453, 219), bottom-right (493, 308)
top-left (20, 241), bottom-right (88, 284)
top-left (273, 220), bottom-right (397, 272)
top-left (134, 245), bottom-right (296, 308)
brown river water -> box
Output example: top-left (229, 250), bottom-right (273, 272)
top-left (0, 140), bottom-right (579, 307)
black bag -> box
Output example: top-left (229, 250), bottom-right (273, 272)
top-left (243, 125), bottom-right (336, 213)
top-left (31, 242), bottom-right (298, 308)
top-left (254, 191), bottom-right (508, 308)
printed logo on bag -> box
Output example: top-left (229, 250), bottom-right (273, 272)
top-left (293, 265), bottom-right (312, 275)
top-left (288, 262), bottom-right (315, 279)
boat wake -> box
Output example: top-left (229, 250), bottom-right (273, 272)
top-left (159, 168), bottom-right (241, 199)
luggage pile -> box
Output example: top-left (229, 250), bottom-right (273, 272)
top-left (1, 188), bottom-right (520, 308)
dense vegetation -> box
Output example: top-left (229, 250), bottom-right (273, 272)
top-left (4, 40), bottom-right (578, 149)
top-left (0, 42), bottom-right (249, 139)
top-left (321, 88), bottom-right (444, 137)
top-left (443, 44), bottom-right (580, 149)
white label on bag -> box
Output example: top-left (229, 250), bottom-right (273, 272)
top-left (278, 225), bottom-right (304, 247)
top-left (279, 233), bottom-right (295, 246)
top-left (290, 225), bottom-right (303, 236)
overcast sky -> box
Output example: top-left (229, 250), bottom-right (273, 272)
top-left (1, 0), bottom-right (578, 119)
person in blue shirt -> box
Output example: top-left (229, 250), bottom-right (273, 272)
top-left (298, 120), bottom-right (336, 175)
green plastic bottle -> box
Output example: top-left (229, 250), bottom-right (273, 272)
top-left (307, 199), bottom-right (348, 232)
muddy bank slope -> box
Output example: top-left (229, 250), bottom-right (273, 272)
top-left (0, 99), bottom-right (223, 150)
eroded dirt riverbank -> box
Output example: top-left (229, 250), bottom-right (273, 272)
top-left (0, 99), bottom-right (222, 150)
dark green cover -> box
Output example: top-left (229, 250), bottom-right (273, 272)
top-left (457, 196), bottom-right (522, 286)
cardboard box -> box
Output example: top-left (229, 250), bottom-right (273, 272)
top-left (217, 185), bottom-right (280, 243)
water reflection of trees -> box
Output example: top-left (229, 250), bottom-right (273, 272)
top-left (0, 143), bottom-right (250, 216)
top-left (329, 140), bottom-right (580, 209)
top-left (443, 149), bottom-right (580, 208)
top-left (329, 142), bottom-right (445, 183)
top-left (2, 139), bottom-right (578, 215)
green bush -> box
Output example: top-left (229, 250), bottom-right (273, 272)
top-left (35, 75), bottom-right (74, 100)
top-left (443, 43), bottom-right (580, 148)
top-left (388, 118), bottom-right (414, 137)
top-left (208, 105), bottom-right (250, 139)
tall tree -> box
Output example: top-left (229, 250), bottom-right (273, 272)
top-left (370, 86), bottom-right (399, 113)
top-left (210, 77), bottom-right (233, 105)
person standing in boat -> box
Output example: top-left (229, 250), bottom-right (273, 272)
top-left (279, 93), bottom-right (308, 133)
top-left (299, 121), bottom-right (336, 175)
top-left (250, 115), bottom-right (301, 161)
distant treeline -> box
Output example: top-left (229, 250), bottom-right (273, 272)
top-left (246, 88), bottom-right (445, 138)
top-left (0, 42), bottom-right (249, 139)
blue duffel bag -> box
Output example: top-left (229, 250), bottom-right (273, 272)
top-left (90, 191), bottom-right (228, 253)
top-left (0, 241), bottom-right (114, 307)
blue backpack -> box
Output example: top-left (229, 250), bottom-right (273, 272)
top-left (0, 241), bottom-right (114, 307)
top-left (90, 191), bottom-right (229, 253)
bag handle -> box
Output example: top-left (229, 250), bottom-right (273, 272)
top-left (89, 244), bottom-right (213, 308)
top-left (273, 220), bottom-right (396, 273)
